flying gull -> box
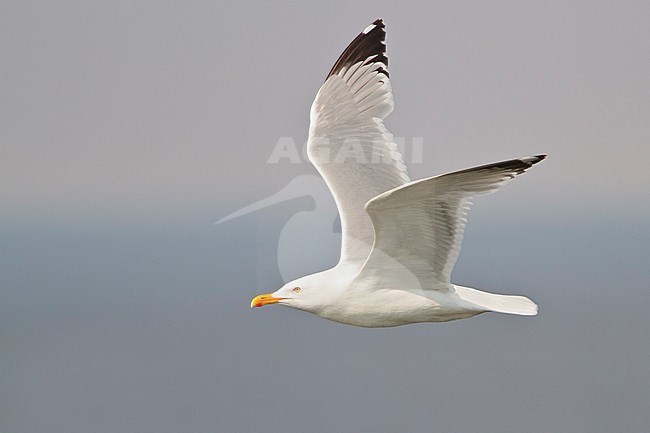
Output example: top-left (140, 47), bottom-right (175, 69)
top-left (251, 19), bottom-right (545, 327)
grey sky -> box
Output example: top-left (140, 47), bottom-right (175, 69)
top-left (3, 1), bottom-right (649, 220)
top-left (2, 1), bottom-right (650, 432)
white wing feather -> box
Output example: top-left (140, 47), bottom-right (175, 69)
top-left (359, 156), bottom-right (546, 290)
top-left (307, 20), bottom-right (409, 265)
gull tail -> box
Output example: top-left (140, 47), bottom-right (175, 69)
top-left (455, 285), bottom-right (538, 316)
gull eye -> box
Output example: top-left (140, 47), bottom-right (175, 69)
top-left (292, 287), bottom-right (302, 293)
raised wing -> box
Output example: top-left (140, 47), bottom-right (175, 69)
top-left (358, 155), bottom-right (546, 290)
top-left (308, 19), bottom-right (410, 266)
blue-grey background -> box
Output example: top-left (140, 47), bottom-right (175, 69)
top-left (2, 1), bottom-right (649, 432)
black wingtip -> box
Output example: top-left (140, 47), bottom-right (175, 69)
top-left (326, 19), bottom-right (389, 81)
top-left (525, 154), bottom-right (547, 167)
top-left (449, 155), bottom-right (547, 178)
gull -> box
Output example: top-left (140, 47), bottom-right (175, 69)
top-left (251, 19), bottom-right (545, 327)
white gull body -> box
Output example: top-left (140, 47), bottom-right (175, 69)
top-left (251, 19), bottom-right (544, 327)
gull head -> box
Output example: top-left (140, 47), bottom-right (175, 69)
top-left (250, 273), bottom-right (327, 311)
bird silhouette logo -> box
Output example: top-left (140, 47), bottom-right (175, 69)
top-left (216, 174), bottom-right (341, 282)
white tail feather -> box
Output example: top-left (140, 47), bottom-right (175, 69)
top-left (455, 285), bottom-right (539, 316)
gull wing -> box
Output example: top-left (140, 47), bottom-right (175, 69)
top-left (308, 19), bottom-right (410, 265)
top-left (358, 155), bottom-right (546, 290)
